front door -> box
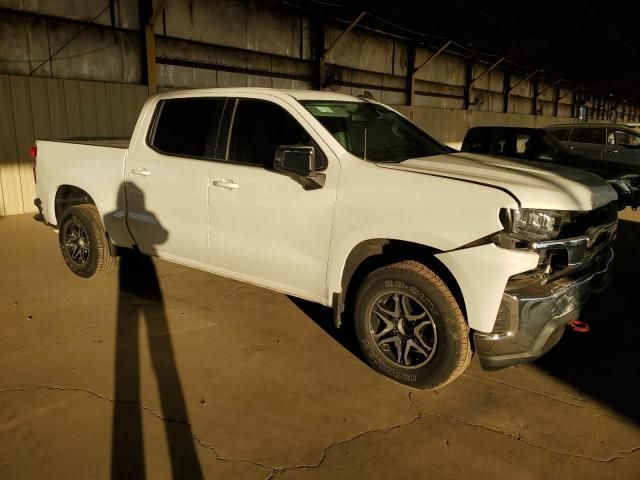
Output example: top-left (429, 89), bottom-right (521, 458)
top-left (603, 128), bottom-right (640, 172)
top-left (208, 96), bottom-right (338, 302)
top-left (126, 96), bottom-right (228, 266)
top-left (566, 126), bottom-right (605, 161)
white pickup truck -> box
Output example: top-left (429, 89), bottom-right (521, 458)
top-left (34, 88), bottom-right (618, 389)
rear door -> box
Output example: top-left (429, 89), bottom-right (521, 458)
top-left (207, 95), bottom-right (339, 302)
top-left (125, 96), bottom-right (227, 266)
top-left (603, 128), bottom-right (640, 172)
top-left (566, 126), bottom-right (605, 161)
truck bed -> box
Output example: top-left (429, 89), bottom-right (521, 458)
top-left (34, 138), bottom-right (132, 246)
top-left (42, 137), bottom-right (130, 149)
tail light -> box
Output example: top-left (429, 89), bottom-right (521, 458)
top-left (30, 146), bottom-right (37, 183)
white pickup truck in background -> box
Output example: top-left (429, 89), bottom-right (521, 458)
top-left (34, 88), bottom-right (618, 389)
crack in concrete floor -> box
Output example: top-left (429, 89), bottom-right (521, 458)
top-left (1, 384), bottom-right (638, 479)
top-left (465, 371), bottom-right (635, 425)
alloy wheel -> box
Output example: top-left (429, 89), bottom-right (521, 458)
top-left (367, 292), bottom-right (437, 369)
top-left (63, 219), bottom-right (91, 266)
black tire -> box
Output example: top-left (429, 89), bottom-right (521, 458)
top-left (354, 260), bottom-right (472, 390)
top-left (58, 204), bottom-right (117, 278)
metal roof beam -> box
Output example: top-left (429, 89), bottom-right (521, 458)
top-left (413, 40), bottom-right (452, 73)
top-left (507, 69), bottom-right (540, 93)
top-left (535, 79), bottom-right (563, 98)
top-left (469, 57), bottom-right (505, 87)
top-left (322, 11), bottom-right (367, 61)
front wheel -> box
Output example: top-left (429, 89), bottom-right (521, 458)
top-left (58, 204), bottom-right (116, 278)
top-left (354, 260), bottom-right (472, 389)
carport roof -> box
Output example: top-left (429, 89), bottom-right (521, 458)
top-left (281, 0), bottom-right (640, 102)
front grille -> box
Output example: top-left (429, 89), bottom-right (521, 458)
top-left (559, 201), bottom-right (617, 238)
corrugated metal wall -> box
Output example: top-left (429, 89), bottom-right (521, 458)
top-left (0, 74), bottom-right (147, 215)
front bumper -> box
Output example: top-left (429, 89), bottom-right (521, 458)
top-left (475, 246), bottom-right (613, 369)
top-left (624, 188), bottom-right (640, 210)
top-left (613, 186), bottom-right (640, 210)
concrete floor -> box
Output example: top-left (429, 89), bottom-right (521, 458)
top-left (0, 212), bottom-right (638, 480)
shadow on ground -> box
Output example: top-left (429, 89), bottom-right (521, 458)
top-left (109, 183), bottom-right (203, 479)
top-left (534, 219), bottom-right (640, 424)
top-left (288, 297), bottom-right (365, 363)
top-left (291, 219), bottom-right (640, 425)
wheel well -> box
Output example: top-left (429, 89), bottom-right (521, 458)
top-left (337, 239), bottom-right (467, 328)
top-left (54, 185), bottom-right (96, 225)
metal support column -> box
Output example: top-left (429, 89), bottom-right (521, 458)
top-left (535, 79), bottom-right (563, 116)
top-left (502, 70), bottom-right (511, 113)
top-left (406, 44), bottom-right (416, 108)
top-left (139, 0), bottom-right (165, 95)
top-left (109, 0), bottom-right (116, 27)
top-left (312, 16), bottom-right (325, 90)
top-left (463, 58), bottom-right (473, 109)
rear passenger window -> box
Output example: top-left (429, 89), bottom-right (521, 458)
top-left (150, 98), bottom-right (227, 158)
top-left (464, 129), bottom-right (492, 153)
top-left (547, 128), bottom-right (569, 141)
top-left (611, 129), bottom-right (640, 146)
top-left (569, 127), bottom-right (605, 145)
top-left (228, 99), bottom-right (326, 169)
top-left (515, 134), bottom-right (531, 154)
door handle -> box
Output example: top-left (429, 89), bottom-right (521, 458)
top-left (131, 167), bottom-right (151, 176)
top-left (604, 149), bottom-right (619, 154)
top-left (566, 145), bottom-right (575, 150)
top-left (212, 179), bottom-right (239, 190)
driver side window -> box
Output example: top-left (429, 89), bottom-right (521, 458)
top-left (227, 99), bottom-right (326, 169)
top-left (570, 127), bottom-right (605, 145)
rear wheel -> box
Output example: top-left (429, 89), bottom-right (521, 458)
top-left (354, 260), bottom-right (472, 389)
top-left (58, 204), bottom-right (116, 278)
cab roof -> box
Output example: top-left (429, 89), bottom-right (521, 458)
top-left (154, 87), bottom-right (364, 103)
top-left (546, 123), bottom-right (634, 129)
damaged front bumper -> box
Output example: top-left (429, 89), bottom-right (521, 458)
top-left (475, 246), bottom-right (614, 369)
top-left (614, 185), bottom-right (640, 210)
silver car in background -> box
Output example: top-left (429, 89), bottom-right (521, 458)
top-left (546, 123), bottom-right (640, 172)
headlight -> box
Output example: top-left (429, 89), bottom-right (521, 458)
top-left (500, 208), bottom-right (570, 241)
top-left (619, 174), bottom-right (640, 189)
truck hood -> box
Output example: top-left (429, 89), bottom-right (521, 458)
top-left (377, 152), bottom-right (617, 211)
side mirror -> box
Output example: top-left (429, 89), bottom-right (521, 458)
top-left (274, 145), bottom-right (325, 190)
top-left (274, 145), bottom-right (316, 177)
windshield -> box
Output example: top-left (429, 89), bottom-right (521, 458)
top-left (300, 100), bottom-right (448, 162)
top-left (495, 129), bottom-right (574, 162)
top-left (536, 130), bottom-right (580, 161)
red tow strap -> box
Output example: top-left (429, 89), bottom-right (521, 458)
top-left (568, 319), bottom-right (590, 333)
